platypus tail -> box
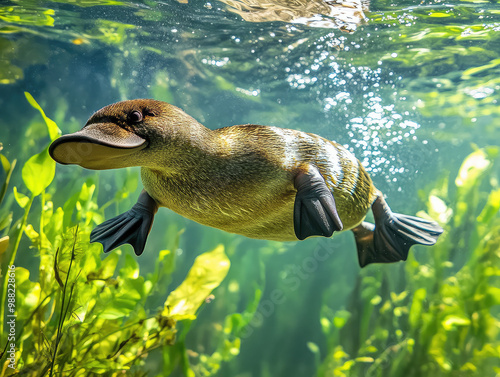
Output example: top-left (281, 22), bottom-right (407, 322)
top-left (352, 195), bottom-right (443, 268)
top-left (90, 190), bottom-right (158, 256)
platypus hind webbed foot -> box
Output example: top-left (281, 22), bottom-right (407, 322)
top-left (352, 195), bottom-right (443, 268)
top-left (90, 190), bottom-right (158, 255)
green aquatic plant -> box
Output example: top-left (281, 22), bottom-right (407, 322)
top-left (0, 95), bottom-right (238, 376)
top-left (1, 94), bottom-right (499, 377)
top-left (0, 6), bottom-right (55, 27)
top-left (317, 147), bottom-right (500, 377)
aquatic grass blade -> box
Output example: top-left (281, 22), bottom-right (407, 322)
top-left (0, 154), bottom-right (16, 207)
top-left (24, 92), bottom-right (61, 141)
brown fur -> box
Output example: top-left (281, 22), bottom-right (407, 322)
top-left (83, 99), bottom-right (378, 241)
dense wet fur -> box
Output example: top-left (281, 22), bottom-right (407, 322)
top-left (75, 100), bottom-right (377, 240)
top-left (141, 123), bottom-right (376, 241)
top-left (50, 99), bottom-right (443, 265)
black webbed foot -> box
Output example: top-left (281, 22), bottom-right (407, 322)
top-left (293, 166), bottom-right (343, 240)
top-left (353, 195), bottom-right (443, 267)
top-left (90, 190), bottom-right (158, 255)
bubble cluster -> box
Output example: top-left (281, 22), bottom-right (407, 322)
top-left (284, 38), bottom-right (426, 184)
top-left (201, 57), bottom-right (230, 67)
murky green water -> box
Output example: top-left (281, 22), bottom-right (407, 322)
top-left (0, 1), bottom-right (499, 376)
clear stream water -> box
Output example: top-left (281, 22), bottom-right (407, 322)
top-left (0, 0), bottom-right (499, 376)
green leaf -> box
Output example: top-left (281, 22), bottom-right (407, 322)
top-left (24, 91), bottom-right (61, 141)
top-left (455, 149), bottom-right (491, 190)
top-left (98, 297), bottom-right (137, 320)
top-left (164, 244), bottom-right (230, 320)
top-left (333, 310), bottom-right (351, 329)
top-left (120, 254), bottom-right (139, 279)
top-left (477, 189), bottom-right (500, 225)
top-left (409, 288), bottom-right (426, 328)
top-left (15, 267), bottom-right (41, 320)
top-left (0, 154), bottom-right (10, 172)
top-left (13, 186), bottom-right (29, 208)
top-left (0, 155), bottom-right (15, 207)
top-left (24, 224), bottom-right (39, 242)
top-left (485, 287), bottom-right (500, 307)
top-left (355, 357), bottom-right (375, 363)
top-left (100, 252), bottom-right (120, 278)
top-left (0, 236), bottom-right (8, 257)
top-left (307, 342), bottom-right (320, 355)
top-left (21, 146), bottom-right (55, 196)
top-left (0, 7), bottom-right (55, 27)
top-left (442, 315), bottom-right (471, 331)
top-left (429, 12), bottom-right (451, 18)
top-left (0, 212), bottom-right (12, 231)
top-left (427, 195), bottom-right (452, 224)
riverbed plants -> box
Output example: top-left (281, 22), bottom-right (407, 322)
top-left (0, 95), bottom-right (499, 376)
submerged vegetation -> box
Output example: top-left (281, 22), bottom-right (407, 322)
top-left (1, 1), bottom-right (500, 376)
top-left (1, 94), bottom-right (498, 375)
top-left (318, 147), bottom-right (500, 377)
top-left (0, 95), bottom-right (245, 376)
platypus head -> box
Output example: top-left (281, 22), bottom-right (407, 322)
top-left (49, 99), bottom-right (208, 170)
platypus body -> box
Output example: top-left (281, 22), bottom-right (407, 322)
top-left (49, 99), bottom-right (443, 267)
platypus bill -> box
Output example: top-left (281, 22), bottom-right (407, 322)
top-left (49, 99), bottom-right (443, 267)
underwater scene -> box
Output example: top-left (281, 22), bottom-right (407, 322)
top-left (1, 0), bottom-right (499, 376)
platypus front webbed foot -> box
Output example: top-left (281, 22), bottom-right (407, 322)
top-left (90, 190), bottom-right (158, 255)
top-left (293, 166), bottom-right (343, 240)
top-left (352, 195), bottom-right (443, 268)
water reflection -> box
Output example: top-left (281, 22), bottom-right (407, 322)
top-left (220, 0), bottom-right (369, 31)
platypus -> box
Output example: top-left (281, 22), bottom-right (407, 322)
top-left (49, 99), bottom-right (443, 267)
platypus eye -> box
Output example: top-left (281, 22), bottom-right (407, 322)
top-left (128, 110), bottom-right (143, 123)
